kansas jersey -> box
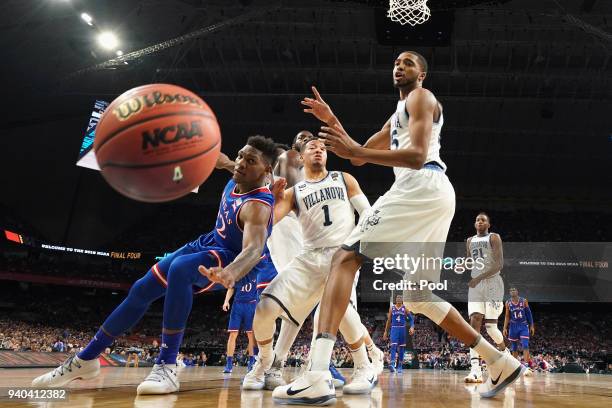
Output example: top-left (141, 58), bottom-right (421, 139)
top-left (234, 277), bottom-right (257, 303)
top-left (469, 233), bottom-right (499, 279)
top-left (391, 304), bottom-right (407, 327)
top-left (293, 171), bottom-right (354, 249)
top-left (212, 179), bottom-right (274, 254)
top-left (508, 297), bottom-right (528, 326)
top-left (389, 98), bottom-right (446, 181)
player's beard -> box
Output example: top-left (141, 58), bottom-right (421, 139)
top-left (393, 77), bottom-right (418, 89)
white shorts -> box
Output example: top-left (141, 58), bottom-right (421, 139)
top-left (344, 169), bottom-right (455, 283)
top-left (468, 274), bottom-right (505, 319)
top-left (268, 213), bottom-right (303, 272)
top-left (261, 246), bottom-right (337, 325)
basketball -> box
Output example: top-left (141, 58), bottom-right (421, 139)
top-left (94, 84), bottom-right (221, 202)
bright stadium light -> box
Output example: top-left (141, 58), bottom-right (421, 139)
top-left (81, 13), bottom-right (93, 26)
top-left (116, 50), bottom-right (123, 56)
top-left (97, 31), bottom-right (119, 50)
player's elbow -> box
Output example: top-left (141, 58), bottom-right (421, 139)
top-left (409, 150), bottom-right (427, 169)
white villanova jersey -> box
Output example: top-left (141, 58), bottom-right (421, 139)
top-left (293, 171), bottom-right (354, 249)
top-left (389, 98), bottom-right (446, 181)
top-left (469, 233), bottom-right (499, 279)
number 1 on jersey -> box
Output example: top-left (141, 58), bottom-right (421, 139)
top-left (322, 204), bottom-right (333, 226)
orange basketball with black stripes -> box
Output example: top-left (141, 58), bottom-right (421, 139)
top-left (94, 83), bottom-right (221, 202)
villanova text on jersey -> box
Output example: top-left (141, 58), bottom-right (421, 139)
top-left (302, 186), bottom-right (347, 210)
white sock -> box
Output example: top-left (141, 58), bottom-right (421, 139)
top-left (350, 344), bottom-right (369, 368)
top-left (469, 348), bottom-right (480, 370)
top-left (310, 336), bottom-right (335, 371)
top-left (472, 336), bottom-right (502, 365)
top-left (273, 320), bottom-right (301, 367)
top-left (366, 342), bottom-right (380, 357)
top-left (259, 342), bottom-right (274, 367)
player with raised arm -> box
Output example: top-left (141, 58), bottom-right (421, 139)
top-left (274, 51), bottom-right (524, 405)
top-left (231, 137), bottom-right (378, 399)
top-left (33, 136), bottom-right (280, 396)
top-left (265, 134), bottom-right (384, 390)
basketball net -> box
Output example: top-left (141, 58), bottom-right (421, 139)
top-left (388, 0), bottom-right (431, 26)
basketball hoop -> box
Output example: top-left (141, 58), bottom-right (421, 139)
top-left (387, 0), bottom-right (431, 26)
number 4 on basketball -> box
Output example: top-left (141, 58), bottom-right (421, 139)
top-left (173, 166), bottom-right (183, 182)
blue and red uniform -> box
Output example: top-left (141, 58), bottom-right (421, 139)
top-left (151, 179), bottom-right (277, 294)
top-left (212, 179), bottom-right (277, 296)
top-left (228, 277), bottom-right (257, 333)
top-left (507, 297), bottom-right (532, 351)
top-left (390, 305), bottom-right (408, 346)
top-left (388, 304), bottom-right (414, 372)
top-left (78, 179), bottom-right (277, 365)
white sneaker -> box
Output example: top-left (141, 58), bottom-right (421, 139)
top-left (343, 363), bottom-right (377, 395)
top-left (264, 366), bottom-right (286, 390)
top-left (272, 370), bottom-right (336, 405)
top-left (242, 359), bottom-right (266, 390)
top-left (479, 352), bottom-right (525, 398)
top-left (464, 367), bottom-right (483, 383)
top-left (136, 363), bottom-right (179, 395)
top-left (524, 367), bottom-right (534, 377)
top-left (32, 355), bottom-right (100, 388)
top-left (368, 346), bottom-right (385, 375)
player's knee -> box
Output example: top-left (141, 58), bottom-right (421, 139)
top-left (254, 297), bottom-right (280, 320)
top-left (330, 248), bottom-right (358, 272)
top-left (470, 313), bottom-right (484, 326)
top-left (404, 291), bottom-right (451, 325)
top-left (166, 260), bottom-right (195, 285)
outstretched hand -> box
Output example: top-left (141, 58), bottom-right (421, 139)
top-left (271, 177), bottom-right (287, 202)
top-left (318, 124), bottom-right (361, 160)
top-left (302, 86), bottom-right (335, 124)
top-left (198, 265), bottom-right (236, 289)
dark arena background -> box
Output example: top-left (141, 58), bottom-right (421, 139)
top-left (0, 0), bottom-right (610, 407)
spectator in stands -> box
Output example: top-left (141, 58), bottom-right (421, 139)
top-left (52, 338), bottom-right (65, 352)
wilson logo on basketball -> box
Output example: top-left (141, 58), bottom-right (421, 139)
top-left (141, 121), bottom-right (203, 150)
top-left (112, 92), bottom-right (203, 121)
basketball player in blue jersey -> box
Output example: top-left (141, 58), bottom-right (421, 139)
top-left (222, 276), bottom-right (258, 373)
top-left (276, 51), bottom-right (524, 405)
top-left (32, 136), bottom-right (280, 396)
top-left (503, 287), bottom-right (535, 371)
top-left (383, 295), bottom-right (415, 373)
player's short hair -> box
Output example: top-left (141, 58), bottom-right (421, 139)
top-left (247, 135), bottom-right (278, 167)
top-left (275, 143), bottom-right (291, 152)
top-left (403, 50), bottom-right (428, 72)
top-left (477, 212), bottom-right (490, 222)
top-left (293, 130), bottom-right (313, 146)
top-left (299, 135), bottom-right (320, 152)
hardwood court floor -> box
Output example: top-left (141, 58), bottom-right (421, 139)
top-left (1, 366), bottom-right (610, 407)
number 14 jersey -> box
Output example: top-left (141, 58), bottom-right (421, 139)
top-left (294, 171), bottom-right (354, 250)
